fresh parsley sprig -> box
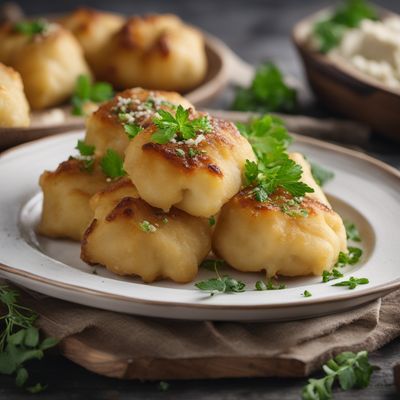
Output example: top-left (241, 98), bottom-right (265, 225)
top-left (335, 247), bottom-right (363, 268)
top-left (232, 63), bottom-right (297, 113)
top-left (322, 268), bottom-right (344, 283)
top-left (195, 263), bottom-right (245, 296)
top-left (313, 0), bottom-right (378, 53)
top-left (74, 140), bottom-right (95, 172)
top-left (302, 350), bottom-right (374, 399)
top-left (333, 277), bottom-right (369, 290)
top-left (151, 106), bottom-right (212, 144)
top-left (0, 285), bottom-right (58, 392)
top-left (14, 19), bottom-right (49, 37)
top-left (255, 279), bottom-right (286, 291)
top-left (100, 149), bottom-right (126, 179)
top-left (71, 75), bottom-right (113, 116)
top-left (344, 221), bottom-right (361, 242)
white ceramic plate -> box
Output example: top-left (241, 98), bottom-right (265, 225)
top-left (0, 131), bottom-right (399, 321)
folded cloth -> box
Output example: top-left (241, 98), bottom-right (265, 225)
top-left (3, 280), bottom-right (399, 380)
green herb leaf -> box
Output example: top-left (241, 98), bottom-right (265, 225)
top-left (14, 19), bottom-right (48, 37)
top-left (75, 140), bottom-right (95, 157)
top-left (303, 290), bottom-right (312, 297)
top-left (100, 149), bottom-right (126, 179)
top-left (322, 268), bottom-right (344, 283)
top-left (301, 350), bottom-right (374, 399)
top-left (139, 220), bottom-right (157, 233)
top-left (158, 381), bottom-right (170, 391)
top-left (199, 259), bottom-right (226, 272)
top-left (123, 123), bottom-right (142, 140)
top-left (311, 162), bottom-right (335, 187)
top-left (208, 216), bottom-right (216, 227)
top-left (344, 221), bottom-right (361, 242)
top-left (151, 105), bottom-right (212, 144)
top-left (232, 63), bottom-right (297, 113)
top-left (195, 268), bottom-right (246, 295)
top-left (335, 247), bottom-right (363, 268)
top-left (255, 279), bottom-right (286, 291)
top-left (333, 276), bottom-right (369, 290)
top-left (71, 74), bottom-right (113, 116)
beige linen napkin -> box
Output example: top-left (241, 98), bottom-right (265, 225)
top-left (4, 281), bottom-right (399, 380)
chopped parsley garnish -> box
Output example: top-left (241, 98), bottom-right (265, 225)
top-left (344, 221), bottom-right (361, 242)
top-left (239, 115), bottom-right (314, 203)
top-left (333, 277), bottom-right (369, 290)
top-left (100, 149), bottom-right (126, 179)
top-left (302, 350), bottom-right (374, 399)
top-left (14, 19), bottom-right (49, 37)
top-left (71, 75), bottom-right (113, 116)
top-left (302, 290), bottom-right (312, 297)
top-left (123, 122), bottom-right (142, 140)
top-left (162, 217), bottom-right (169, 224)
top-left (73, 140), bottom-right (96, 172)
top-left (0, 284), bottom-right (58, 392)
top-left (231, 63), bottom-right (297, 113)
top-left (75, 140), bottom-right (95, 157)
top-left (195, 276), bottom-right (246, 296)
top-left (244, 156), bottom-right (314, 201)
top-left (313, 0), bottom-right (378, 53)
top-left (188, 147), bottom-right (202, 158)
top-left (322, 268), bottom-right (344, 283)
top-left (311, 162), bottom-right (335, 187)
top-left (139, 221), bottom-right (157, 233)
top-left (208, 216), bottom-right (216, 227)
top-left (335, 247), bottom-right (363, 268)
top-left (175, 148), bottom-right (185, 157)
top-left (151, 105), bottom-right (212, 144)
top-left (255, 279), bottom-right (286, 291)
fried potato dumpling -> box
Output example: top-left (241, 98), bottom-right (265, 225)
top-left (81, 179), bottom-right (211, 283)
top-left (96, 14), bottom-right (207, 91)
top-left (124, 115), bottom-right (256, 217)
top-left (85, 88), bottom-right (192, 158)
top-left (38, 158), bottom-right (109, 241)
top-left (0, 63), bottom-right (29, 127)
top-left (58, 8), bottom-right (125, 76)
top-left (212, 153), bottom-right (347, 277)
top-left (0, 22), bottom-right (90, 109)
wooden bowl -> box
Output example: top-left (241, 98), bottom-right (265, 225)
top-left (0, 31), bottom-right (230, 150)
top-left (292, 8), bottom-right (400, 142)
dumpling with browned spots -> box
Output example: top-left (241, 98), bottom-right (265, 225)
top-left (95, 14), bottom-right (207, 91)
top-left (0, 21), bottom-right (90, 109)
top-left (38, 158), bottom-right (109, 241)
top-left (58, 8), bottom-right (125, 77)
top-left (123, 110), bottom-right (256, 218)
top-left (212, 153), bottom-right (347, 277)
top-left (81, 179), bottom-right (211, 283)
top-left (84, 88), bottom-right (192, 158)
top-left (0, 63), bottom-right (30, 127)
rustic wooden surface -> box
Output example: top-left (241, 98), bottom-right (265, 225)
top-left (1, 0), bottom-right (400, 398)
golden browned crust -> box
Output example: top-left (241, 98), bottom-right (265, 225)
top-left (94, 177), bottom-right (132, 196)
top-left (140, 117), bottom-right (242, 176)
top-left (236, 187), bottom-right (333, 216)
top-left (80, 218), bottom-right (98, 263)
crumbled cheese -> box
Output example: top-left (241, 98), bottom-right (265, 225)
top-left (329, 17), bottom-right (400, 89)
top-left (183, 134), bottom-right (205, 146)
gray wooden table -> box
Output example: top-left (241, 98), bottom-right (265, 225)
top-left (1, 0), bottom-right (400, 398)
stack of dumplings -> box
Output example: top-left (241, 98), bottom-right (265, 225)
top-left (38, 88), bottom-right (347, 284)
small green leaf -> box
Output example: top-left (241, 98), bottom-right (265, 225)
top-left (303, 290), bottom-right (312, 297)
top-left (0, 351), bottom-right (17, 374)
top-left (311, 162), bottom-right (335, 187)
top-left (24, 327), bottom-right (39, 348)
top-left (14, 20), bottom-right (48, 37)
top-left (123, 123), bottom-right (142, 140)
top-left (208, 216), bottom-right (216, 226)
top-left (75, 140), bottom-right (95, 157)
top-left (344, 221), bottom-right (361, 242)
top-left (26, 383), bottom-right (48, 394)
top-left (8, 330), bottom-right (26, 346)
top-left (100, 149), bottom-right (126, 179)
top-left (39, 337), bottom-right (59, 351)
top-left (158, 381), bottom-right (170, 391)
top-left (15, 367), bottom-right (29, 388)
top-left (200, 259), bottom-right (225, 272)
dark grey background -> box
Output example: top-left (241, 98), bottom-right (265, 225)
top-left (1, 1), bottom-right (400, 399)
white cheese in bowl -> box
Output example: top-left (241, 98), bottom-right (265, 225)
top-left (330, 17), bottom-right (400, 90)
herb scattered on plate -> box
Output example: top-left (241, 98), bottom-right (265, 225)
top-left (14, 19), bottom-right (49, 37)
top-left (344, 221), bottom-right (361, 242)
top-left (302, 350), bottom-right (374, 399)
top-left (302, 290), bottom-right (312, 297)
top-left (71, 74), bottom-right (114, 116)
top-left (231, 63), bottom-right (297, 113)
top-left (322, 268), bottom-right (344, 283)
top-left (255, 279), bottom-right (286, 291)
top-left (335, 247), bottom-right (363, 268)
top-left (332, 277), bottom-right (369, 290)
top-left (311, 162), bottom-right (335, 187)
